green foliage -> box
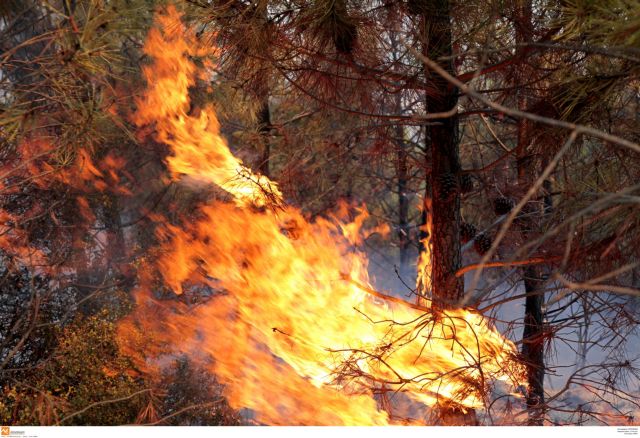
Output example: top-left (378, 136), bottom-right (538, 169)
top-left (0, 310), bottom-right (146, 425)
top-left (156, 357), bottom-right (241, 426)
top-left (0, 0), bottom-right (157, 165)
top-left (556, 0), bottom-right (640, 48)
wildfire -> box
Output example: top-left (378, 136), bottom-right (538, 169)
top-left (118, 6), bottom-right (525, 426)
top-left (131, 10), bottom-right (280, 208)
top-left (416, 197), bottom-right (433, 307)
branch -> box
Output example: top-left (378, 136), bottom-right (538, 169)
top-left (58, 389), bottom-right (153, 424)
top-left (456, 256), bottom-right (560, 278)
top-left (408, 47), bottom-right (640, 154)
top-left (340, 273), bottom-right (430, 313)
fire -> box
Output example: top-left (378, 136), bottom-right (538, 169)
top-left (416, 197), bottom-right (433, 306)
top-left (118, 6), bottom-right (525, 425)
top-left (131, 10), bottom-right (280, 208)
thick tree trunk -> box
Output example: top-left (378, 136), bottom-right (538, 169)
top-left (520, 266), bottom-right (546, 424)
top-left (515, 0), bottom-right (546, 425)
top-left (414, 0), bottom-right (473, 425)
top-left (417, 0), bottom-right (463, 308)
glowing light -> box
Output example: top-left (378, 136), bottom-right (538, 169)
top-left (118, 6), bottom-right (525, 426)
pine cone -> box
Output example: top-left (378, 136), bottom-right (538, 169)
top-left (474, 233), bottom-right (493, 255)
top-left (493, 196), bottom-right (515, 215)
top-left (460, 222), bottom-right (477, 243)
top-left (460, 174), bottom-right (474, 194)
top-left (438, 173), bottom-right (459, 201)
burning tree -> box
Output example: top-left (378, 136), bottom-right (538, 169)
top-left (1, 0), bottom-right (639, 427)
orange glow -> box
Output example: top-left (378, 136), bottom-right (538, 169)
top-left (14, 137), bottom-right (130, 196)
top-left (416, 197), bottom-right (433, 306)
top-left (131, 9), bottom-right (280, 208)
top-left (118, 6), bottom-right (525, 426)
top-left (0, 209), bottom-right (48, 268)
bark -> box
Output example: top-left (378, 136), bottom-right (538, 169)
top-left (254, 1), bottom-right (272, 178)
top-left (257, 95), bottom-right (272, 178)
top-left (417, 0), bottom-right (463, 307)
top-left (520, 266), bottom-right (546, 425)
top-left (515, 0), bottom-right (546, 425)
top-left (395, 98), bottom-right (411, 273)
top-left (414, 0), bottom-right (473, 425)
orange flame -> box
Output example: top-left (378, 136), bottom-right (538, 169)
top-left (131, 10), bottom-right (280, 208)
top-left (416, 197), bottom-right (433, 306)
top-left (119, 6), bottom-right (525, 425)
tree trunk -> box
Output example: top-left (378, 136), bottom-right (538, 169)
top-left (414, 0), bottom-right (474, 425)
top-left (514, 0), bottom-right (546, 425)
top-left (520, 266), bottom-right (546, 425)
top-left (257, 96), bottom-right (271, 177)
top-left (395, 98), bottom-right (411, 274)
top-left (417, 0), bottom-right (464, 308)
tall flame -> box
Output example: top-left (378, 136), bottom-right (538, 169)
top-left (416, 197), bottom-right (433, 306)
top-left (131, 10), bottom-right (280, 208)
top-left (119, 6), bottom-right (525, 425)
